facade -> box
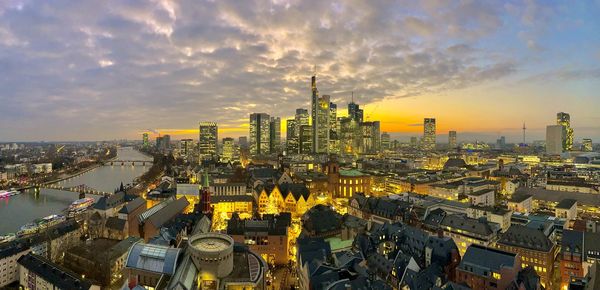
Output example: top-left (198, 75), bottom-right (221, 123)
top-left (328, 102), bottom-right (339, 154)
top-left (249, 113), bottom-right (271, 156)
top-left (199, 122), bottom-right (218, 160)
top-left (381, 131), bottom-right (390, 151)
top-left (286, 118), bottom-right (298, 154)
top-left (557, 112), bottom-right (574, 151)
top-left (227, 213), bottom-right (291, 265)
top-left (423, 118), bottom-right (436, 151)
top-left (118, 197), bottom-right (147, 238)
top-left (255, 183), bottom-right (314, 217)
top-left (138, 197), bottom-right (190, 241)
top-left (209, 182), bottom-right (246, 196)
top-left (313, 94), bottom-right (331, 153)
top-left (0, 241), bottom-right (31, 287)
top-left (18, 253), bottom-right (99, 290)
top-left (496, 225), bottom-right (557, 288)
top-left (456, 245), bottom-right (520, 290)
top-left (582, 138), bottom-right (593, 151)
top-left (299, 124), bottom-right (312, 154)
top-left (507, 194), bottom-right (533, 214)
top-left (555, 198), bottom-right (577, 221)
top-left (439, 214), bottom-right (500, 256)
top-left (348, 101), bottom-right (363, 123)
top-left (449, 130), bottom-right (457, 149)
top-left (221, 137), bottom-right (235, 162)
top-left (360, 121), bottom-right (381, 153)
top-left (180, 138), bottom-right (194, 156)
top-left (269, 116), bottom-right (281, 153)
top-left (546, 124), bottom-right (565, 155)
top-left (211, 195), bottom-right (254, 218)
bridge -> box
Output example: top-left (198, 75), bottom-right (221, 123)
top-left (106, 160), bottom-right (153, 166)
top-left (42, 184), bottom-right (112, 195)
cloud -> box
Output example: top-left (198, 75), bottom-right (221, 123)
top-left (0, 0), bottom-right (591, 140)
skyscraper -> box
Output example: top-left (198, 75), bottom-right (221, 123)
top-left (249, 113), bottom-right (271, 156)
top-left (299, 125), bottom-right (312, 154)
top-left (423, 118), bottom-right (436, 151)
top-left (180, 138), bottom-right (194, 156)
top-left (286, 119), bottom-right (298, 154)
top-left (381, 132), bottom-right (390, 151)
top-left (199, 122), bottom-right (218, 160)
top-left (162, 135), bottom-right (171, 150)
top-left (238, 136), bottom-right (248, 149)
top-left (222, 137), bottom-right (235, 162)
top-left (582, 138), bottom-right (593, 152)
top-left (557, 112), bottom-right (574, 151)
top-left (313, 93), bottom-right (331, 154)
top-left (348, 100), bottom-right (364, 123)
top-left (328, 102), bottom-right (339, 154)
top-left (142, 133), bottom-right (149, 148)
top-left (410, 136), bottom-right (418, 148)
top-left (448, 131), bottom-right (457, 149)
top-left (546, 125), bottom-right (565, 155)
top-left (359, 121), bottom-right (380, 153)
top-left (269, 117), bottom-right (281, 153)
top-left (496, 136), bottom-right (506, 150)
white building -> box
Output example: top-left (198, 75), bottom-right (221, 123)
top-left (0, 243), bottom-right (31, 287)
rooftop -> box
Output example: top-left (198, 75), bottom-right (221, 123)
top-left (497, 225), bottom-right (554, 252)
top-left (460, 245), bottom-right (517, 275)
top-left (125, 242), bottom-right (180, 275)
top-left (18, 253), bottom-right (93, 290)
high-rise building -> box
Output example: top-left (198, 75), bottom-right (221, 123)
top-left (348, 101), bottom-right (363, 123)
top-left (448, 131), bottom-right (457, 149)
top-left (238, 136), bottom-right (248, 149)
top-left (269, 117), bottom-right (281, 153)
top-left (546, 125), bottom-right (565, 155)
top-left (328, 102), bottom-right (339, 154)
top-left (360, 121), bottom-right (380, 153)
top-left (299, 125), bottom-right (312, 154)
top-left (339, 117), bottom-right (360, 155)
top-left (557, 112), bottom-right (574, 151)
top-left (142, 133), bottom-right (149, 148)
top-left (180, 138), bottom-right (194, 156)
top-left (582, 138), bottom-right (593, 152)
top-left (249, 113), bottom-right (271, 156)
top-left (156, 136), bottom-right (164, 150)
top-left (496, 136), bottom-right (506, 150)
top-left (410, 136), bottom-right (418, 148)
top-left (199, 122), bottom-right (218, 160)
top-left (313, 94), bottom-right (331, 154)
top-left (286, 119), bottom-right (298, 154)
top-left (423, 118), bottom-right (436, 151)
top-left (381, 132), bottom-right (390, 151)
top-left (162, 135), bottom-right (171, 150)
top-left (222, 137), bottom-right (235, 162)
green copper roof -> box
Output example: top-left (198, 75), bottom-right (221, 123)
top-left (339, 169), bottom-right (366, 177)
top-left (202, 172), bottom-right (210, 188)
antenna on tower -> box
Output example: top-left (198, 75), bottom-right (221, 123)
top-left (313, 64), bottom-right (317, 76)
top-left (522, 122), bottom-right (526, 145)
top-left (351, 91), bottom-right (354, 103)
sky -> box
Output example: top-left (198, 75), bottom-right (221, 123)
top-left (0, 0), bottom-right (599, 143)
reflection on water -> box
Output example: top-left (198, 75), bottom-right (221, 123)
top-left (0, 147), bottom-right (151, 234)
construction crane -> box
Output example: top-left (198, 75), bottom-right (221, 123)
top-left (56, 145), bottom-right (65, 153)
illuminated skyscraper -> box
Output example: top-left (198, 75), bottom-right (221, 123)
top-left (269, 117), bottom-right (281, 153)
top-left (299, 125), bottom-right (312, 154)
top-left (329, 102), bottom-right (339, 154)
top-left (410, 136), bottom-right (418, 148)
top-left (557, 112), bottom-right (574, 151)
top-left (423, 118), bottom-right (436, 151)
top-left (546, 125), bottom-right (565, 155)
top-left (238, 136), bottom-right (248, 149)
top-left (142, 133), bottom-right (149, 148)
top-left (286, 119), bottom-right (298, 154)
top-left (448, 131), bottom-right (457, 149)
top-left (582, 138), bottom-right (593, 152)
top-left (348, 98), bottom-right (364, 123)
top-left (199, 122), bottom-right (218, 160)
top-left (249, 113), bottom-right (271, 156)
top-left (180, 138), bottom-right (194, 156)
top-left (313, 93), bottom-right (331, 154)
top-left (222, 137), bottom-right (235, 162)
top-left (360, 121), bottom-right (380, 153)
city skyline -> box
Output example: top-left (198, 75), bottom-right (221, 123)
top-left (0, 1), bottom-right (599, 142)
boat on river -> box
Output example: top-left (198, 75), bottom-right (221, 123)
top-left (0, 189), bottom-right (19, 198)
top-left (0, 233), bottom-right (16, 243)
top-left (67, 197), bottom-right (95, 216)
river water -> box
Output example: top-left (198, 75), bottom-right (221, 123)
top-left (0, 147), bottom-right (151, 235)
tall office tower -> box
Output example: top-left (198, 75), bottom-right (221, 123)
top-left (582, 138), bottom-right (593, 152)
top-left (156, 136), bottom-right (164, 150)
top-left (269, 117), bottom-right (281, 153)
top-left (313, 94), bottom-right (331, 153)
top-left (546, 125), bottom-right (565, 155)
top-left (199, 122), bottom-right (218, 160)
top-left (222, 137), bottom-right (235, 162)
top-left (328, 102), bottom-right (339, 154)
top-left (348, 101), bottom-right (364, 123)
top-left (238, 136), bottom-right (248, 149)
top-left (249, 113), bottom-right (271, 156)
top-left (359, 121), bottom-right (381, 153)
top-left (299, 125), bottom-right (312, 154)
top-left (162, 135), bottom-right (171, 150)
top-left (310, 73), bottom-right (319, 152)
top-left (142, 133), bottom-right (149, 148)
top-left (410, 136), bottom-right (418, 148)
top-left (339, 117), bottom-right (361, 155)
top-left (180, 139), bottom-right (194, 156)
top-left (423, 118), bottom-right (436, 151)
top-left (496, 136), bottom-right (506, 150)
top-left (557, 112), bottom-right (574, 151)
top-left (286, 119), bottom-right (298, 154)
top-left (448, 131), bottom-right (457, 149)
top-left (381, 132), bottom-right (391, 151)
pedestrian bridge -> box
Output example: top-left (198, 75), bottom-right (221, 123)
top-left (106, 160), bottom-right (153, 166)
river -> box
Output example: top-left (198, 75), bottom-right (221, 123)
top-left (0, 147), bottom-right (152, 235)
